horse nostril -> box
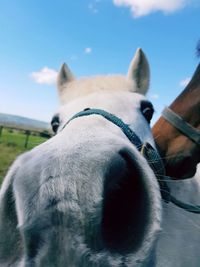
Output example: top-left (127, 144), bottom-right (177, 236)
top-left (167, 155), bottom-right (195, 179)
top-left (101, 148), bottom-right (151, 254)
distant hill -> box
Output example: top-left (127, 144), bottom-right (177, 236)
top-left (0, 113), bottom-right (52, 134)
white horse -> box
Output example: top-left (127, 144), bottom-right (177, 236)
top-left (155, 166), bottom-right (200, 267)
top-left (0, 49), bottom-right (162, 267)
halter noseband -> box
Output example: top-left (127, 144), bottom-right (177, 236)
top-left (162, 107), bottom-right (200, 145)
top-left (63, 108), bottom-right (200, 213)
top-left (63, 108), bottom-right (169, 201)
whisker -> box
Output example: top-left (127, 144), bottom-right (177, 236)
top-left (152, 133), bottom-right (161, 141)
top-left (156, 178), bottom-right (176, 183)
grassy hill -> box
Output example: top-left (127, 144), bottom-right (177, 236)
top-left (0, 113), bottom-right (52, 133)
top-left (0, 128), bottom-right (50, 184)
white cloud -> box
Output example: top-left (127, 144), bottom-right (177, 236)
top-left (88, 0), bottom-right (101, 13)
top-left (150, 94), bottom-right (159, 99)
top-left (179, 77), bottom-right (191, 87)
top-left (88, 3), bottom-right (98, 13)
top-left (30, 67), bottom-right (58, 85)
top-left (84, 47), bottom-right (92, 54)
top-left (113, 0), bottom-right (188, 17)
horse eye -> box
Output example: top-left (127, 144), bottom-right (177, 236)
top-left (51, 115), bottom-right (60, 133)
top-left (140, 101), bottom-right (154, 123)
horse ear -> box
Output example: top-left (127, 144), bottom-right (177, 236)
top-left (57, 63), bottom-right (75, 90)
top-left (127, 48), bottom-right (150, 95)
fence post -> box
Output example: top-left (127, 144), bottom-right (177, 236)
top-left (24, 130), bottom-right (30, 148)
top-left (0, 126), bottom-right (3, 139)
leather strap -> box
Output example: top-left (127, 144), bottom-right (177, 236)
top-left (162, 107), bottom-right (200, 145)
top-left (63, 108), bottom-right (200, 213)
top-left (63, 108), bottom-right (143, 149)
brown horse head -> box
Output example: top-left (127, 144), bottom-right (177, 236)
top-left (152, 64), bottom-right (200, 180)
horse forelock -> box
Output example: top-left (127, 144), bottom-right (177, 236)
top-left (58, 75), bottom-right (137, 104)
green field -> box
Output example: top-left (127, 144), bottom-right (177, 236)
top-left (0, 128), bottom-right (49, 184)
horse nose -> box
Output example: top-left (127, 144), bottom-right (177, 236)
top-left (101, 147), bottom-right (161, 254)
top-left (166, 154), bottom-right (196, 179)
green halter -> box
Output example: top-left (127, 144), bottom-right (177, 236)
top-left (63, 108), bottom-right (170, 202)
top-left (63, 108), bottom-right (200, 213)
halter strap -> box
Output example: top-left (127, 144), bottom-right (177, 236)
top-left (63, 108), bottom-right (169, 202)
top-left (63, 108), bottom-right (200, 213)
top-left (63, 108), bottom-right (143, 149)
top-left (162, 107), bottom-right (200, 145)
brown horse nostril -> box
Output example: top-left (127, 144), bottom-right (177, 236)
top-left (166, 155), bottom-right (196, 180)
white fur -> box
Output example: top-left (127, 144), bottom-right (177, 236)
top-left (0, 49), bottom-right (162, 267)
top-left (155, 164), bottom-right (200, 267)
top-left (57, 75), bottom-right (137, 104)
top-left (57, 48), bottom-right (149, 104)
top-left (127, 48), bottom-right (150, 95)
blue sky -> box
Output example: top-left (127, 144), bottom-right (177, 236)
top-left (0, 0), bottom-right (199, 124)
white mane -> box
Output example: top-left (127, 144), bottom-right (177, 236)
top-left (57, 47), bottom-right (150, 104)
top-left (58, 75), bottom-right (137, 104)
